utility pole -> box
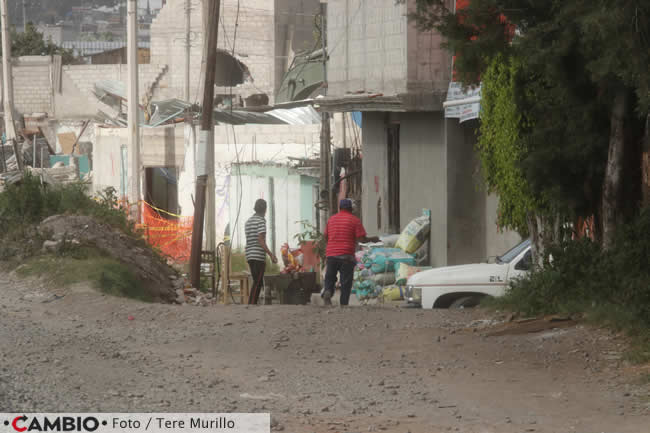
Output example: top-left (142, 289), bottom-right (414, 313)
top-left (189, 0), bottom-right (220, 289)
top-left (319, 0), bottom-right (331, 229)
top-left (1, 0), bottom-right (19, 172)
top-left (184, 0), bottom-right (191, 101)
top-left (22, 0), bottom-right (27, 32)
top-left (127, 0), bottom-right (141, 220)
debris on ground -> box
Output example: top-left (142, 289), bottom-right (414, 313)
top-left (177, 286), bottom-right (214, 306)
top-left (484, 315), bottom-right (578, 336)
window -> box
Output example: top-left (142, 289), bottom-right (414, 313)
top-left (515, 250), bottom-right (532, 271)
top-left (497, 239), bottom-right (531, 264)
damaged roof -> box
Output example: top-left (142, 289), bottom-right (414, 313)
top-left (213, 106), bottom-right (320, 126)
top-left (94, 80), bottom-right (320, 127)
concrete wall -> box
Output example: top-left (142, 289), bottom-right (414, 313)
top-left (0, 56), bottom-right (166, 118)
top-left (405, 0), bottom-right (451, 96)
top-left (62, 63), bottom-right (167, 105)
top-left (228, 164), bottom-right (317, 260)
top-left (361, 112), bottom-right (519, 268)
top-left (93, 124), bottom-right (187, 198)
top-left (360, 112), bottom-right (389, 234)
top-left (0, 57), bottom-right (53, 115)
top-left (399, 112), bottom-right (447, 267)
top-left (326, 0), bottom-right (451, 102)
top-left (485, 193), bottom-right (522, 258)
top-left (445, 119), bottom-right (521, 263)
top-left (211, 122), bottom-right (321, 248)
top-left (150, 0), bottom-right (275, 102)
top-left (327, 0), bottom-right (408, 96)
top-left (445, 119), bottom-right (486, 265)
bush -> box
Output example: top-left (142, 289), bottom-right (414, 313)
top-left (0, 173), bottom-right (136, 241)
top-left (498, 208), bottom-right (650, 333)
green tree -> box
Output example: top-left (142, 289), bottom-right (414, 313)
top-left (1, 22), bottom-right (76, 64)
top-left (409, 0), bottom-right (649, 251)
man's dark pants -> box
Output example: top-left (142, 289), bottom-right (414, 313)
top-left (324, 257), bottom-right (355, 306)
top-left (248, 260), bottom-right (266, 305)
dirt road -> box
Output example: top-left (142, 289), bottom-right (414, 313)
top-left (0, 271), bottom-right (648, 433)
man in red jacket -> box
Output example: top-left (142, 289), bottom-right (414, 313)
top-left (322, 199), bottom-right (379, 306)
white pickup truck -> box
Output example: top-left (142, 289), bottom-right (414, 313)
top-left (404, 239), bottom-right (532, 309)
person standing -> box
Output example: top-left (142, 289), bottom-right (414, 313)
top-left (322, 199), bottom-right (379, 306)
top-left (245, 199), bottom-right (277, 304)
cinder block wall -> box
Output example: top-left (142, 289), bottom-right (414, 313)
top-left (327, 0), bottom-right (409, 96)
top-left (0, 56), bottom-right (167, 118)
top-left (62, 64), bottom-right (168, 103)
top-left (327, 0), bottom-right (452, 99)
top-left (0, 56), bottom-right (54, 115)
top-left (150, 0), bottom-right (275, 102)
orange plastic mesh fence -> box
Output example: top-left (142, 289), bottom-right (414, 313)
top-left (137, 202), bottom-right (194, 264)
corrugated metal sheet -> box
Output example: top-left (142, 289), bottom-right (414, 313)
top-left (94, 80), bottom-right (127, 101)
top-left (149, 99), bottom-right (192, 127)
top-left (213, 109), bottom-right (285, 125)
top-left (213, 106), bottom-right (320, 126)
top-left (61, 41), bottom-right (150, 57)
top-left (266, 106), bottom-right (320, 125)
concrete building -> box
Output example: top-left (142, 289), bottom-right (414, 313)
top-left (319, 0), bottom-right (520, 267)
top-left (228, 163), bottom-right (319, 259)
top-left (92, 120), bottom-right (321, 260)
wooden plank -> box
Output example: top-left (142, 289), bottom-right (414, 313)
top-left (57, 132), bottom-right (77, 155)
top-left (71, 120), bottom-right (91, 155)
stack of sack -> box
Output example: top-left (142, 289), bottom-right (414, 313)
top-left (352, 213), bottom-right (432, 301)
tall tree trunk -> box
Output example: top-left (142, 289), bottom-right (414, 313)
top-left (602, 89), bottom-right (628, 250)
top-left (527, 212), bottom-right (543, 268)
top-left (643, 114), bottom-right (650, 207)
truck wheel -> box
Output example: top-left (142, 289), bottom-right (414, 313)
top-left (449, 296), bottom-right (482, 309)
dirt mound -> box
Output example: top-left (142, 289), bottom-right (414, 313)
top-left (38, 215), bottom-right (180, 302)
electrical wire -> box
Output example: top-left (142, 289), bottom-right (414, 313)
top-left (225, 0), bottom-right (245, 253)
top-left (326, 0), bottom-right (364, 58)
top-left (219, 2), bottom-right (270, 98)
top-left (284, 13), bottom-right (325, 98)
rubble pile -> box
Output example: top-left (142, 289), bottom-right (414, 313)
top-left (174, 286), bottom-right (215, 307)
top-left (38, 215), bottom-right (179, 302)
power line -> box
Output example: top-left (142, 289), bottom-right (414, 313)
top-left (326, 0), bottom-right (364, 58)
top-left (226, 0), bottom-right (245, 246)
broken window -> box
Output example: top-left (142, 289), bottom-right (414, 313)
top-left (214, 51), bottom-right (251, 87)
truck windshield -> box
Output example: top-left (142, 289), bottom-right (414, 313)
top-left (497, 239), bottom-right (531, 264)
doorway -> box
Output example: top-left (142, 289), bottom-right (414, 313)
top-left (387, 123), bottom-right (400, 234)
top-left (144, 167), bottom-right (179, 216)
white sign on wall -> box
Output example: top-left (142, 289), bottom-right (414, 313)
top-left (444, 82), bottom-right (481, 123)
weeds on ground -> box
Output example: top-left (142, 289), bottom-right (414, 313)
top-left (17, 244), bottom-right (152, 302)
top-left (0, 173), bottom-right (157, 301)
top-left (492, 208), bottom-right (650, 364)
